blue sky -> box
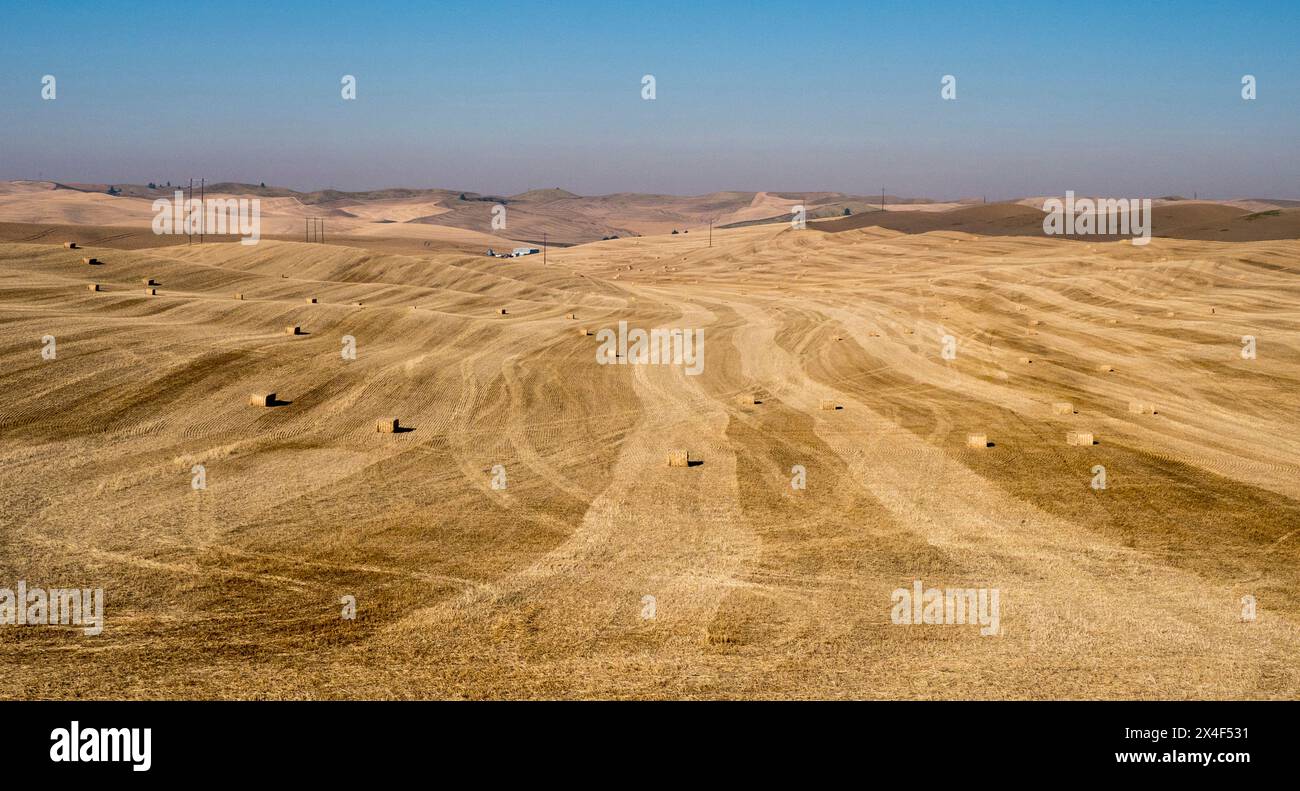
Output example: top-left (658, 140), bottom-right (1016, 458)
top-left (2, 0), bottom-right (1297, 197)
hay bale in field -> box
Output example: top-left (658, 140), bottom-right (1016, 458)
top-left (580, 327), bottom-right (593, 336)
top-left (1052, 402), bottom-right (1075, 415)
top-left (820, 399), bottom-right (839, 411)
top-left (1029, 319), bottom-right (1041, 326)
top-left (142, 278), bottom-right (156, 285)
top-left (1128, 401), bottom-right (1158, 415)
top-left (666, 450), bottom-right (691, 468)
top-left (498, 308), bottom-right (508, 315)
top-left (82, 257), bottom-right (99, 265)
top-left (306, 297), bottom-right (318, 304)
top-left (144, 287), bottom-right (156, 296)
top-left (63, 241), bottom-right (78, 249)
top-left (233, 293), bottom-right (244, 300)
top-left (376, 418), bottom-right (399, 433)
top-left (1107, 318), bottom-right (1118, 324)
top-left (249, 392), bottom-right (275, 407)
top-left (1067, 431), bottom-right (1095, 446)
top-left (565, 312), bottom-right (577, 319)
top-left (737, 392), bottom-right (760, 405)
top-left (285, 325), bottom-right (302, 336)
top-left (1018, 356), bottom-right (1033, 364)
top-left (86, 283), bottom-right (100, 292)
top-left (1096, 364), bottom-right (1115, 373)
top-left (967, 434), bottom-right (989, 449)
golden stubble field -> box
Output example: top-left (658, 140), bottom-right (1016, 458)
top-left (1, 207), bottom-right (1298, 699)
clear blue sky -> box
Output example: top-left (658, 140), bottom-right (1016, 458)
top-left (2, 0), bottom-right (1297, 198)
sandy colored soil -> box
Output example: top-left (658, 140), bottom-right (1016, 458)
top-left (1, 194), bottom-right (1298, 699)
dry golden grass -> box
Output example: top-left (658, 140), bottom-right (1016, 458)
top-left (1, 211), bottom-right (1299, 700)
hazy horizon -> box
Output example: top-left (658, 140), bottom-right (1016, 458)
top-left (3, 0), bottom-right (1298, 198)
top-left (11, 178), bottom-right (1300, 204)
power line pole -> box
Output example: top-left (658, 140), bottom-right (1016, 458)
top-left (708, 218), bottom-right (712, 248)
top-left (305, 217), bottom-right (325, 243)
top-left (184, 178), bottom-right (207, 244)
top-left (543, 232), bottom-right (547, 265)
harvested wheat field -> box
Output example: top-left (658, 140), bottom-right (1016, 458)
top-left (2, 210), bottom-right (1299, 700)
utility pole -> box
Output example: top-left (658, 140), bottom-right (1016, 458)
top-left (185, 178), bottom-right (207, 244)
top-left (881, 187), bottom-right (885, 211)
top-left (543, 232), bottom-right (547, 265)
top-left (305, 217), bottom-right (325, 243)
top-left (708, 218), bottom-right (712, 248)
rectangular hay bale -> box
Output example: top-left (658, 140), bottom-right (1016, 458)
top-left (249, 392), bottom-right (275, 407)
top-left (285, 325), bottom-right (301, 336)
top-left (666, 450), bottom-right (690, 467)
top-left (376, 418), bottom-right (399, 433)
top-left (967, 434), bottom-right (988, 449)
top-left (1067, 431), bottom-right (1095, 446)
top-left (1052, 402), bottom-right (1074, 415)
